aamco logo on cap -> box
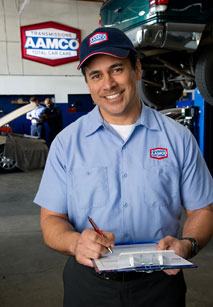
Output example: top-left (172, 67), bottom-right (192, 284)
top-left (89, 32), bottom-right (108, 46)
top-left (21, 21), bottom-right (81, 66)
top-left (150, 148), bottom-right (168, 160)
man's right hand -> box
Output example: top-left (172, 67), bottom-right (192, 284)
top-left (40, 207), bottom-right (114, 268)
top-left (74, 228), bottom-right (115, 267)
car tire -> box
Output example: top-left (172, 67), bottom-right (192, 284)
top-left (0, 144), bottom-right (18, 173)
top-left (195, 47), bottom-right (213, 106)
top-left (141, 70), bottom-right (183, 110)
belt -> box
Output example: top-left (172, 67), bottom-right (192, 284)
top-left (98, 271), bottom-right (150, 282)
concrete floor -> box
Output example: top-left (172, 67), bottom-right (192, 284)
top-left (0, 169), bottom-right (212, 307)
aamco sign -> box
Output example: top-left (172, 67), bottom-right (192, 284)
top-left (21, 21), bottom-right (81, 66)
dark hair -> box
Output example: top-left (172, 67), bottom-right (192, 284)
top-left (30, 96), bottom-right (39, 102)
top-left (128, 51), bottom-right (138, 69)
top-left (81, 51), bottom-right (138, 81)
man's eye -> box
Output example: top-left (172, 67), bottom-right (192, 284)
top-left (113, 68), bottom-right (122, 73)
top-left (91, 74), bottom-right (100, 80)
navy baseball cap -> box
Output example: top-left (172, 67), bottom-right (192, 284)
top-left (77, 27), bottom-right (137, 70)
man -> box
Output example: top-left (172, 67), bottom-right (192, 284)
top-left (26, 96), bottom-right (45, 139)
top-left (34, 27), bottom-right (213, 307)
top-left (42, 98), bottom-right (63, 144)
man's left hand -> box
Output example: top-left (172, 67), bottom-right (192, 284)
top-left (41, 114), bottom-right (48, 121)
top-left (156, 235), bottom-right (191, 275)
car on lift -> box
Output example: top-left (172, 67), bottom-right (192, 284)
top-left (0, 103), bottom-right (48, 173)
top-left (100, 0), bottom-right (213, 109)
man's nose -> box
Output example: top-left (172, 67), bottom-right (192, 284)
top-left (102, 74), bottom-right (116, 90)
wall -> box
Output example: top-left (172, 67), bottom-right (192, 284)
top-left (0, 0), bottom-right (102, 102)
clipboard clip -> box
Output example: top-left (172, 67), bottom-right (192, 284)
top-left (118, 250), bottom-right (167, 272)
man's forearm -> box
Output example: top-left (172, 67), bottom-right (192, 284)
top-left (41, 215), bottom-right (80, 255)
top-left (182, 204), bottom-right (213, 249)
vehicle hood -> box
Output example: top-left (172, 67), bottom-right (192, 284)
top-left (0, 102), bottom-right (37, 127)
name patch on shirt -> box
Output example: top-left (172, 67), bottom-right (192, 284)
top-left (89, 32), bottom-right (108, 46)
top-left (150, 148), bottom-right (168, 160)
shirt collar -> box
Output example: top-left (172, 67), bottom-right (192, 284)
top-left (86, 106), bottom-right (105, 136)
top-left (135, 102), bottom-right (161, 131)
top-left (85, 101), bottom-right (161, 136)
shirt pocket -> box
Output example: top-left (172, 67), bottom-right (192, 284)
top-left (142, 164), bottom-right (180, 208)
top-left (71, 166), bottom-right (109, 209)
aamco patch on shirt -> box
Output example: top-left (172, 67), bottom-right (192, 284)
top-left (150, 148), bottom-right (168, 160)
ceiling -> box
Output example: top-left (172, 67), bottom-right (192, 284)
top-left (18, 0), bottom-right (104, 15)
top-left (77, 0), bottom-right (103, 2)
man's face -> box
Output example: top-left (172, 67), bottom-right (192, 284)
top-left (84, 54), bottom-right (142, 124)
top-left (45, 99), bottom-right (52, 108)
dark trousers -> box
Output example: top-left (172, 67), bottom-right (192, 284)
top-left (48, 127), bottom-right (61, 144)
top-left (63, 256), bottom-right (186, 307)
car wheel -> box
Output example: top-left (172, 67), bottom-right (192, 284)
top-left (195, 47), bottom-right (213, 106)
top-left (0, 144), bottom-right (18, 173)
top-left (141, 70), bottom-right (183, 110)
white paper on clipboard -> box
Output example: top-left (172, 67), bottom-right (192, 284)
top-left (93, 243), bottom-right (197, 273)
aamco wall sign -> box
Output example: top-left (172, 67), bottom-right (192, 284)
top-left (21, 21), bottom-right (81, 66)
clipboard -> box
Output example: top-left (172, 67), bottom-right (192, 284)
top-left (92, 243), bottom-right (197, 273)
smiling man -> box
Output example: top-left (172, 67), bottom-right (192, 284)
top-left (34, 27), bottom-right (213, 307)
top-left (83, 55), bottom-right (142, 124)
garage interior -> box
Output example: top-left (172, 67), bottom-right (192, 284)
top-left (0, 0), bottom-right (213, 307)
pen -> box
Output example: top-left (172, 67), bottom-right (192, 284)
top-left (88, 216), bottom-right (113, 253)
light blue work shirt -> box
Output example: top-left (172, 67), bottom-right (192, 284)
top-left (34, 102), bottom-right (213, 244)
top-left (27, 105), bottom-right (45, 124)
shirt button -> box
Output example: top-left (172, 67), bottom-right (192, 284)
top-left (123, 202), bottom-right (128, 208)
top-left (122, 173), bottom-right (127, 178)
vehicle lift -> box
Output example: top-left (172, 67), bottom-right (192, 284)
top-left (176, 88), bottom-right (213, 176)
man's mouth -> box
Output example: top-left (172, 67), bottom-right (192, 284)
top-left (105, 91), bottom-right (123, 100)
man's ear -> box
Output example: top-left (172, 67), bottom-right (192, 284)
top-left (136, 59), bottom-right (142, 81)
